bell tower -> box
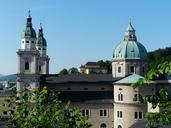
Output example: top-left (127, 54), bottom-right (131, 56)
top-left (37, 24), bottom-right (50, 74)
top-left (17, 11), bottom-right (40, 92)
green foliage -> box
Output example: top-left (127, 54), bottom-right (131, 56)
top-left (3, 86), bottom-right (91, 128)
top-left (59, 68), bottom-right (68, 75)
top-left (68, 67), bottom-right (79, 74)
top-left (148, 47), bottom-right (171, 69)
top-left (132, 61), bottom-right (171, 127)
top-left (97, 60), bottom-right (112, 74)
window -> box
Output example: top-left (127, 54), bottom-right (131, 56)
top-left (38, 48), bottom-right (41, 50)
top-left (26, 41), bottom-right (29, 43)
top-left (130, 66), bottom-right (135, 73)
top-left (81, 109), bottom-right (90, 117)
top-left (134, 112), bottom-right (138, 119)
top-left (134, 112), bottom-right (143, 119)
top-left (118, 66), bottom-right (121, 73)
top-left (25, 62), bottom-right (29, 70)
top-left (134, 94), bottom-right (141, 102)
top-left (31, 41), bottom-right (34, 44)
top-left (117, 111), bottom-right (122, 118)
top-left (100, 123), bottom-right (107, 128)
top-left (100, 109), bottom-right (108, 117)
top-left (118, 93), bottom-right (123, 101)
top-left (22, 41), bottom-right (24, 43)
top-left (118, 125), bottom-right (122, 128)
top-left (84, 88), bottom-right (88, 90)
top-left (43, 48), bottom-right (46, 50)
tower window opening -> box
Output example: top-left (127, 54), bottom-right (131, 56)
top-left (31, 41), bottom-right (34, 44)
top-left (26, 41), bottom-right (29, 43)
top-left (130, 66), bottom-right (135, 73)
top-left (117, 111), bottom-right (122, 118)
top-left (118, 66), bottom-right (121, 73)
top-left (118, 93), bottom-right (123, 101)
top-left (25, 62), bottom-right (29, 70)
top-left (38, 48), bottom-right (41, 50)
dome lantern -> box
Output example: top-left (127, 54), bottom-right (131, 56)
top-left (113, 22), bottom-right (148, 61)
top-left (22, 10), bottom-right (36, 39)
top-left (124, 21), bottom-right (137, 41)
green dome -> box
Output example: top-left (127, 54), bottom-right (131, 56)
top-left (22, 14), bottom-right (36, 38)
top-left (22, 26), bottom-right (36, 38)
top-left (37, 27), bottom-right (47, 47)
top-left (113, 41), bottom-right (148, 60)
top-left (113, 22), bottom-right (148, 60)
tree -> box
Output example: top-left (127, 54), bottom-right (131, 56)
top-left (59, 68), bottom-right (68, 75)
top-left (68, 67), bottom-right (79, 74)
top-left (3, 86), bottom-right (91, 128)
top-left (97, 60), bottom-right (112, 74)
top-left (132, 61), bottom-right (171, 128)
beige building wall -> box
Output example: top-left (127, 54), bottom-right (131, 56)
top-left (112, 60), bottom-right (148, 78)
top-left (71, 103), bottom-right (114, 128)
top-left (114, 103), bottom-right (147, 128)
top-left (114, 84), bottom-right (154, 128)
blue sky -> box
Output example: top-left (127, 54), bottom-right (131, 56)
top-left (0, 0), bottom-right (171, 75)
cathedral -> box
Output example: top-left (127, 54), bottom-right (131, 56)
top-left (17, 12), bottom-right (171, 128)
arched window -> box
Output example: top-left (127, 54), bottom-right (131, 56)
top-left (118, 93), bottom-right (123, 101)
top-left (25, 62), bottom-right (29, 70)
top-left (100, 123), bottom-right (107, 128)
top-left (118, 125), bottom-right (122, 128)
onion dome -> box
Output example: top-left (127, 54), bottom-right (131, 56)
top-left (37, 24), bottom-right (47, 47)
top-left (22, 10), bottom-right (36, 38)
top-left (113, 22), bottom-right (148, 60)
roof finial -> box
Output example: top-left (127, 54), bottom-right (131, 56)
top-left (129, 17), bottom-right (132, 25)
top-left (40, 22), bottom-right (42, 29)
top-left (28, 8), bottom-right (31, 18)
top-left (126, 17), bottom-right (134, 31)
